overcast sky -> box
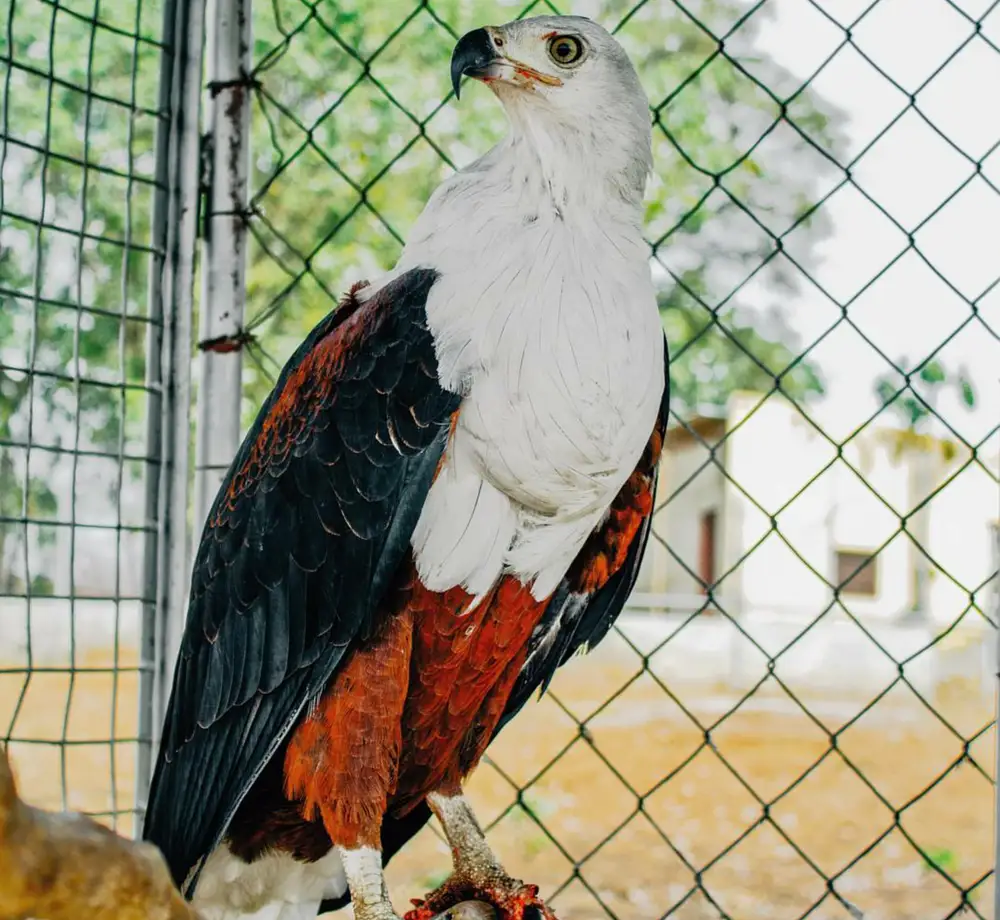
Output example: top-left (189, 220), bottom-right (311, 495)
top-left (743, 0), bottom-right (999, 452)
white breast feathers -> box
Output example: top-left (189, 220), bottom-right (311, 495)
top-left (392, 133), bottom-right (664, 602)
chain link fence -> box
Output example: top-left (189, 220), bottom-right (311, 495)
top-left (0, 0), bottom-right (175, 832)
top-left (230, 1), bottom-right (1000, 917)
top-left (3, 0), bottom-right (999, 917)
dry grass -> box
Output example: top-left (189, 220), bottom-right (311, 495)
top-left (2, 644), bottom-right (994, 920)
top-left (1, 644), bottom-right (142, 830)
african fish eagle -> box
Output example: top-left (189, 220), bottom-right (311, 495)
top-left (144, 15), bottom-right (668, 920)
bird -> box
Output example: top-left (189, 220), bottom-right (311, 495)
top-left (143, 14), bottom-right (669, 920)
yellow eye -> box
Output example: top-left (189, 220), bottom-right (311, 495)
top-left (547, 35), bottom-right (584, 66)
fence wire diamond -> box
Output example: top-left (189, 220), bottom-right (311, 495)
top-left (2, 0), bottom-right (998, 918)
top-left (1, 0), bottom-right (168, 831)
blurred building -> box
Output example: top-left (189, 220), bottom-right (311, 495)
top-left (617, 393), bottom-right (1000, 701)
top-left (640, 392), bottom-right (998, 626)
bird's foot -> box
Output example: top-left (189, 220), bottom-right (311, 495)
top-left (406, 872), bottom-right (556, 920)
top-left (352, 901), bottom-right (406, 920)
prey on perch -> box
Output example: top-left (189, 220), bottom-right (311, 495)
top-left (143, 14), bottom-right (668, 920)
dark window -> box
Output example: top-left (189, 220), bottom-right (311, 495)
top-left (836, 550), bottom-right (877, 596)
top-left (699, 511), bottom-right (716, 594)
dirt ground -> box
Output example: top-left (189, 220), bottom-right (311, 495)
top-left (1, 644), bottom-right (994, 920)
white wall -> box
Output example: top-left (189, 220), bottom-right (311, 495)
top-left (638, 420), bottom-right (727, 601)
top-left (654, 393), bottom-right (998, 629)
top-left (926, 452), bottom-right (999, 627)
top-left (724, 393), bottom-right (835, 617)
top-left (0, 454), bottom-right (145, 598)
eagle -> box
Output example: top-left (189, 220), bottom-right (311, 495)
top-left (144, 15), bottom-right (668, 920)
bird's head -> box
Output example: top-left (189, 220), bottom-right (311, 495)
top-left (450, 16), bottom-right (652, 205)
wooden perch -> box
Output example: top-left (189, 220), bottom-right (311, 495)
top-left (0, 745), bottom-right (195, 920)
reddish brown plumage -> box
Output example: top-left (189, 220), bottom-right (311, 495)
top-left (570, 470), bottom-right (653, 594)
top-left (569, 424), bottom-right (662, 595)
top-left (283, 606), bottom-right (414, 848)
top-left (225, 417), bottom-right (664, 863)
top-left (252, 566), bottom-right (546, 851)
top-left (392, 572), bottom-right (547, 814)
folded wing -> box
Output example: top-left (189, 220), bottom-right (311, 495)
top-left (143, 269), bottom-right (461, 891)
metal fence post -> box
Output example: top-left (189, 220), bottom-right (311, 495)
top-left (136, 0), bottom-right (205, 831)
top-left (994, 520), bottom-right (1000, 920)
top-left (194, 0), bottom-right (253, 533)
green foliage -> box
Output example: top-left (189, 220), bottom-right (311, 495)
top-left (243, 0), bottom-right (844, 417)
top-left (2, 0), bottom-right (845, 585)
top-left (663, 287), bottom-right (824, 415)
top-left (874, 358), bottom-right (977, 431)
top-left (921, 846), bottom-right (959, 877)
top-left (517, 788), bottom-right (560, 820)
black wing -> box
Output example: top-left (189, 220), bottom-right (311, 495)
top-left (143, 268), bottom-right (461, 892)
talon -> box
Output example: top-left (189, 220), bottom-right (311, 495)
top-left (407, 874), bottom-right (556, 920)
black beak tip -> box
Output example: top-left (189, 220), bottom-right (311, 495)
top-left (450, 27), bottom-right (497, 101)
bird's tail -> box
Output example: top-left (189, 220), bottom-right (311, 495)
top-left (191, 842), bottom-right (343, 920)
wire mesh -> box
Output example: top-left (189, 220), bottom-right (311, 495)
top-left (4, 0), bottom-right (998, 917)
top-left (0, 0), bottom-right (170, 831)
top-left (203, 1), bottom-right (999, 918)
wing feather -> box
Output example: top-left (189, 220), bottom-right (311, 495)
top-left (143, 268), bottom-right (460, 891)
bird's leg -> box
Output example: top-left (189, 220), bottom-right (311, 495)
top-left (339, 847), bottom-right (402, 920)
top-left (329, 788), bottom-right (499, 920)
top-left (341, 845), bottom-right (496, 920)
top-left (404, 791), bottom-right (557, 920)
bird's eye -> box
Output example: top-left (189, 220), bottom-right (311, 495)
top-left (547, 35), bottom-right (584, 66)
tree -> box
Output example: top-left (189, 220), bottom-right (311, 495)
top-left (241, 0), bottom-right (844, 417)
top-left (1, 0), bottom-right (846, 590)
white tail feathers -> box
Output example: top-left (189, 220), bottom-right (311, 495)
top-left (192, 845), bottom-right (345, 920)
top-left (412, 447), bottom-right (516, 597)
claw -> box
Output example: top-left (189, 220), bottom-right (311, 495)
top-left (406, 878), bottom-right (557, 920)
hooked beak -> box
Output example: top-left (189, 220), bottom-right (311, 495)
top-left (450, 28), bottom-right (500, 99)
top-left (450, 27), bottom-right (564, 99)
